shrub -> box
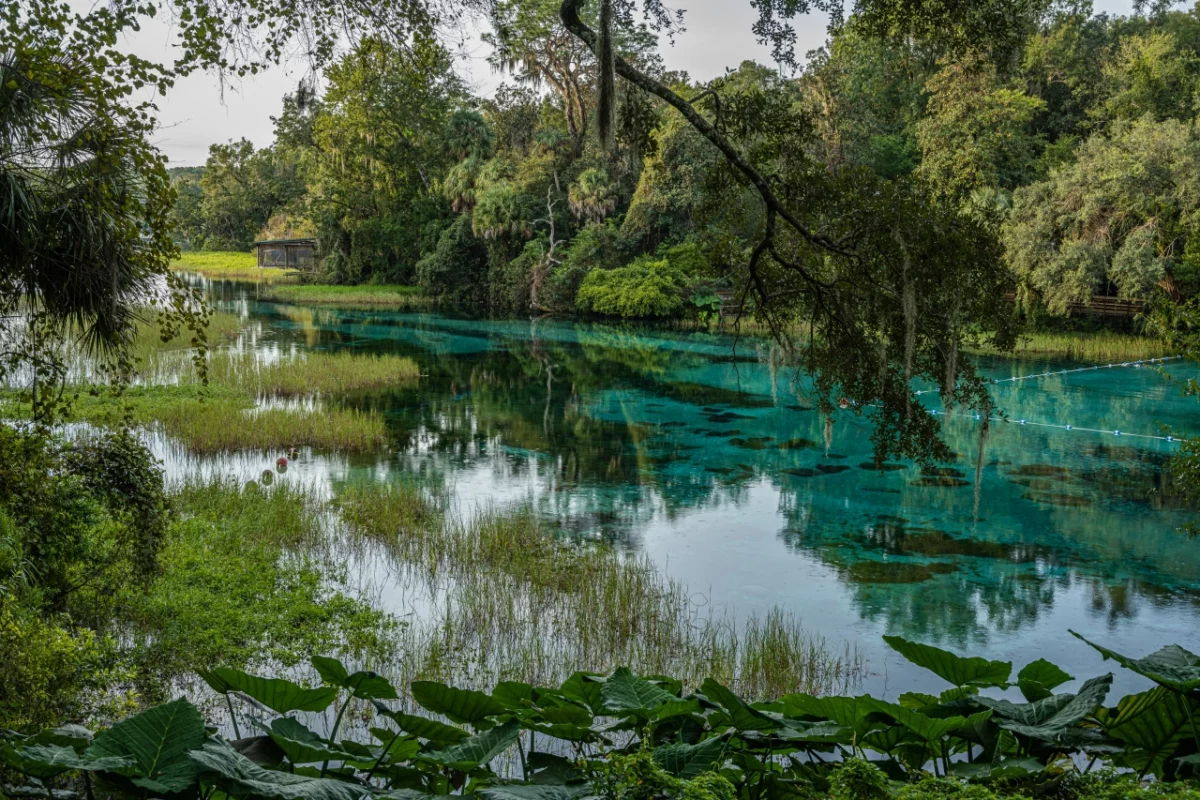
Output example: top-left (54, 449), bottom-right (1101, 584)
top-left (416, 213), bottom-right (490, 303)
top-left (542, 220), bottom-right (623, 312)
top-left (829, 759), bottom-right (890, 800)
top-left (575, 255), bottom-right (688, 318)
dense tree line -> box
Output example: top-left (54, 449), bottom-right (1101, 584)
top-left (173, 1), bottom-right (1200, 321)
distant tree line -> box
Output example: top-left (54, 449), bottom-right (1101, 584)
top-left (171, 1), bottom-right (1200, 321)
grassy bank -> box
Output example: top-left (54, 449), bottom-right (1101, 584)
top-left (170, 251), bottom-right (297, 282)
top-left (264, 283), bottom-right (432, 308)
top-left (972, 329), bottom-right (1175, 362)
top-left (48, 336), bottom-right (421, 453)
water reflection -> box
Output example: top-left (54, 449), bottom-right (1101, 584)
top-left (176, 276), bottom-right (1200, 689)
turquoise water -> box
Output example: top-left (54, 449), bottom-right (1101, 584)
top-left (191, 279), bottom-right (1200, 696)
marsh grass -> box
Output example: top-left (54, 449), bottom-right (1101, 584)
top-left (210, 351), bottom-right (422, 396)
top-left (153, 396), bottom-right (387, 453)
top-left (129, 479), bottom-right (396, 689)
top-left (971, 330), bottom-right (1174, 362)
top-left (335, 483), bottom-right (863, 699)
top-left (60, 387), bottom-right (388, 453)
top-left (264, 284), bottom-right (432, 309)
top-left (65, 346), bottom-right (421, 453)
top-left (170, 251), bottom-right (298, 282)
top-left (129, 311), bottom-right (245, 364)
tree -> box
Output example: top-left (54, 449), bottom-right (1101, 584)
top-left (485, 0), bottom-right (597, 149)
top-left (557, 0), bottom-right (1024, 462)
top-left (307, 35), bottom-right (464, 282)
top-left (1004, 115), bottom-right (1200, 312)
top-left (916, 53), bottom-right (1046, 202)
top-left (568, 168), bottom-right (618, 223)
top-left (0, 1), bottom-right (205, 419)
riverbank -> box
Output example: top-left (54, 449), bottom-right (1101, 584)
top-left (263, 283), bottom-right (434, 309)
top-left (170, 251), bottom-right (297, 281)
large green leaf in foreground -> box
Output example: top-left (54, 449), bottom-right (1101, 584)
top-left (884, 635), bottom-right (1012, 688)
top-left (419, 720), bottom-right (521, 771)
top-left (191, 738), bottom-right (372, 800)
top-left (1106, 686), bottom-right (1199, 778)
top-left (86, 697), bottom-right (207, 793)
top-left (976, 674), bottom-right (1112, 743)
top-left (410, 681), bottom-right (511, 725)
top-left (200, 668), bottom-right (339, 714)
top-left (601, 668), bottom-right (675, 713)
top-left (1071, 632), bottom-right (1200, 693)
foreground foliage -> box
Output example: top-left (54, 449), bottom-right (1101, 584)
top-left (5, 633), bottom-right (1200, 799)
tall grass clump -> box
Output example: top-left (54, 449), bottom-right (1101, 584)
top-left (211, 351), bottom-right (421, 396)
top-left (150, 396), bottom-right (387, 453)
top-left (264, 284), bottom-right (431, 308)
top-left (335, 484), bottom-right (863, 698)
top-left (170, 251), bottom-right (296, 281)
top-left (972, 330), bottom-right (1174, 361)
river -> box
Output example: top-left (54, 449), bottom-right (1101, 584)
top-left (170, 277), bottom-right (1200, 698)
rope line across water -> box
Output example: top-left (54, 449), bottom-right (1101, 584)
top-left (913, 356), bottom-right (1182, 396)
top-left (901, 357), bottom-right (1184, 443)
top-left (926, 408), bottom-right (1180, 443)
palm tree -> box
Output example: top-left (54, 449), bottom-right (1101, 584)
top-left (443, 110), bottom-right (495, 161)
top-left (568, 168), bottom-right (617, 224)
top-left (0, 48), bottom-right (197, 417)
top-left (473, 182), bottom-right (532, 240)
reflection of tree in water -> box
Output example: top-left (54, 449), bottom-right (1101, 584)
top-left (776, 504), bottom-right (1200, 648)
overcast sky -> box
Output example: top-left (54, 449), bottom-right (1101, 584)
top-left (126, 0), bottom-right (1142, 166)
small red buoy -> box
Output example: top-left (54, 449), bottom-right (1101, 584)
top-left (276, 456), bottom-right (288, 469)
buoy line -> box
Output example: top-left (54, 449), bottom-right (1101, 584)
top-left (913, 356), bottom-right (1183, 396)
top-left (926, 407), bottom-right (1180, 443)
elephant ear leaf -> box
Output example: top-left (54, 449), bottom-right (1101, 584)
top-left (419, 720), bottom-right (520, 771)
top-left (1106, 686), bottom-right (1198, 778)
top-left (1071, 632), bottom-right (1200, 693)
top-left (883, 636), bottom-right (1011, 688)
top-left (261, 718), bottom-right (354, 765)
top-left (190, 737), bottom-right (372, 800)
top-left (1, 744), bottom-right (134, 780)
top-left (211, 668), bottom-right (338, 714)
top-left (86, 698), bottom-right (207, 793)
top-left (653, 736), bottom-right (727, 779)
top-left (601, 668), bottom-right (674, 714)
top-left (1017, 659), bottom-right (1073, 702)
top-left (372, 703), bottom-right (470, 744)
top-left (311, 657), bottom-right (397, 700)
top-left (477, 785), bottom-right (595, 800)
top-left (977, 674), bottom-right (1112, 744)
top-left (699, 679), bottom-right (778, 732)
top-left (410, 681), bottom-right (509, 725)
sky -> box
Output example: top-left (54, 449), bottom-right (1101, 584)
top-left (122, 0), bottom-right (1143, 166)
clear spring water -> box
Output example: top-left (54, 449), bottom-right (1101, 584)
top-left (183, 278), bottom-right (1200, 697)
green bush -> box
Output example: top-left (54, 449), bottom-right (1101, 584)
top-left (415, 213), bottom-right (490, 303)
top-left (830, 760), bottom-right (890, 800)
top-left (576, 255), bottom-right (688, 318)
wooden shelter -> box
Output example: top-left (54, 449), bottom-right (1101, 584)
top-left (253, 238), bottom-right (317, 270)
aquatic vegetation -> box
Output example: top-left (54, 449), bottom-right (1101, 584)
top-left (170, 251), bottom-right (298, 282)
top-left (7, 633), bottom-right (1200, 800)
top-left (127, 479), bottom-right (397, 684)
top-left (149, 396), bottom-right (388, 453)
top-left (336, 483), bottom-right (861, 698)
top-left (971, 330), bottom-right (1175, 362)
top-left (212, 351), bottom-right (422, 396)
top-left (265, 284), bottom-right (432, 308)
